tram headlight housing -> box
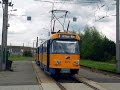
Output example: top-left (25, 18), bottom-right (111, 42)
top-left (55, 60), bottom-right (61, 65)
top-left (74, 60), bottom-right (79, 65)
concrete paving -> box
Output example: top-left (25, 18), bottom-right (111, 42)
top-left (32, 61), bottom-right (61, 90)
top-left (79, 68), bottom-right (120, 83)
top-left (79, 67), bottom-right (120, 90)
top-left (0, 61), bottom-right (38, 86)
top-left (0, 85), bottom-right (42, 90)
top-left (41, 83), bottom-right (61, 90)
top-left (99, 83), bottom-right (120, 90)
top-left (2, 60), bottom-right (120, 90)
top-left (61, 83), bottom-right (94, 90)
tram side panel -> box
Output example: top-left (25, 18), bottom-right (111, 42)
top-left (41, 41), bottom-right (48, 71)
top-left (39, 46), bottom-right (43, 68)
top-left (35, 48), bottom-right (40, 65)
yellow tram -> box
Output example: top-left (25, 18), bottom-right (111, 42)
top-left (35, 32), bottom-right (80, 75)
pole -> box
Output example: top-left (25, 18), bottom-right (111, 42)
top-left (36, 37), bottom-right (39, 62)
top-left (33, 42), bottom-right (34, 54)
top-left (0, 0), bottom-right (9, 70)
top-left (116, 0), bottom-right (120, 73)
top-left (36, 37), bottom-right (38, 47)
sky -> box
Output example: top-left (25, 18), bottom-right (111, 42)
top-left (0, 0), bottom-right (116, 47)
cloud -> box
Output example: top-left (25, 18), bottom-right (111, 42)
top-left (0, 0), bottom-right (116, 47)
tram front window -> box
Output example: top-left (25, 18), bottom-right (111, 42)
top-left (51, 40), bottom-right (79, 54)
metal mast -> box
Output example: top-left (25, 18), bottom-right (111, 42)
top-left (0, 0), bottom-right (9, 70)
top-left (116, 0), bottom-right (120, 73)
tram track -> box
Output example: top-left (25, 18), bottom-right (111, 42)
top-left (54, 80), bottom-right (67, 90)
top-left (51, 75), bottom-right (80, 90)
top-left (53, 75), bottom-right (80, 83)
top-left (32, 61), bottom-right (66, 90)
top-left (51, 75), bottom-right (82, 90)
top-left (52, 74), bottom-right (107, 90)
top-left (73, 74), bottom-right (107, 90)
top-left (32, 61), bottom-right (107, 90)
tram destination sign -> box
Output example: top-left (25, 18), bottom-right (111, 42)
top-left (59, 34), bottom-right (76, 39)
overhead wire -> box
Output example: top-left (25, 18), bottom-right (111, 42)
top-left (94, 0), bottom-right (116, 22)
top-left (8, 0), bottom-right (15, 20)
top-left (39, 0), bottom-right (115, 32)
top-left (57, 0), bottom-right (66, 10)
top-left (51, 11), bottom-right (68, 31)
top-left (50, 0), bottom-right (98, 32)
top-left (49, 0), bottom-right (103, 31)
top-left (77, 0), bottom-right (106, 28)
top-left (82, 1), bottom-right (101, 26)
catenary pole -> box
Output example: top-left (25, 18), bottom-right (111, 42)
top-left (116, 0), bottom-right (120, 73)
top-left (0, 0), bottom-right (9, 70)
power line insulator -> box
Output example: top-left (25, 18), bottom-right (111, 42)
top-left (8, 2), bottom-right (13, 6)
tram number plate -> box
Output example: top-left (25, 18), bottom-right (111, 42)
top-left (61, 69), bottom-right (70, 73)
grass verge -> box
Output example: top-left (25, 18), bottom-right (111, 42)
top-left (80, 59), bottom-right (116, 72)
top-left (9, 55), bottom-right (33, 61)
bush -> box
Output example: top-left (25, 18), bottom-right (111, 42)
top-left (23, 50), bottom-right (32, 57)
top-left (80, 26), bottom-right (116, 62)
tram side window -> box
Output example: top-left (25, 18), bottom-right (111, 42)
top-left (43, 41), bottom-right (47, 52)
top-left (39, 45), bottom-right (43, 54)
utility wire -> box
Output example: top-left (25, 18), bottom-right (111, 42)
top-left (94, 0), bottom-right (111, 21)
top-left (37, 0), bottom-right (115, 30)
top-left (95, 2), bottom-right (116, 21)
top-left (35, 0), bottom-right (104, 4)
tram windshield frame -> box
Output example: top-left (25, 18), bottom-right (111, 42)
top-left (50, 39), bottom-right (80, 54)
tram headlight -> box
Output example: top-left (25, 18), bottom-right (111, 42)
top-left (55, 60), bottom-right (61, 65)
top-left (74, 60), bottom-right (79, 65)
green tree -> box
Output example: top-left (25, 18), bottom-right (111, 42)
top-left (102, 37), bottom-right (116, 61)
top-left (80, 26), bottom-right (115, 61)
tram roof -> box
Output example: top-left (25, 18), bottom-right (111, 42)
top-left (50, 32), bottom-right (80, 40)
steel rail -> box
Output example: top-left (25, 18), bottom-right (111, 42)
top-left (32, 61), bottom-right (66, 90)
top-left (55, 81), bottom-right (66, 90)
top-left (73, 74), bottom-right (107, 90)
